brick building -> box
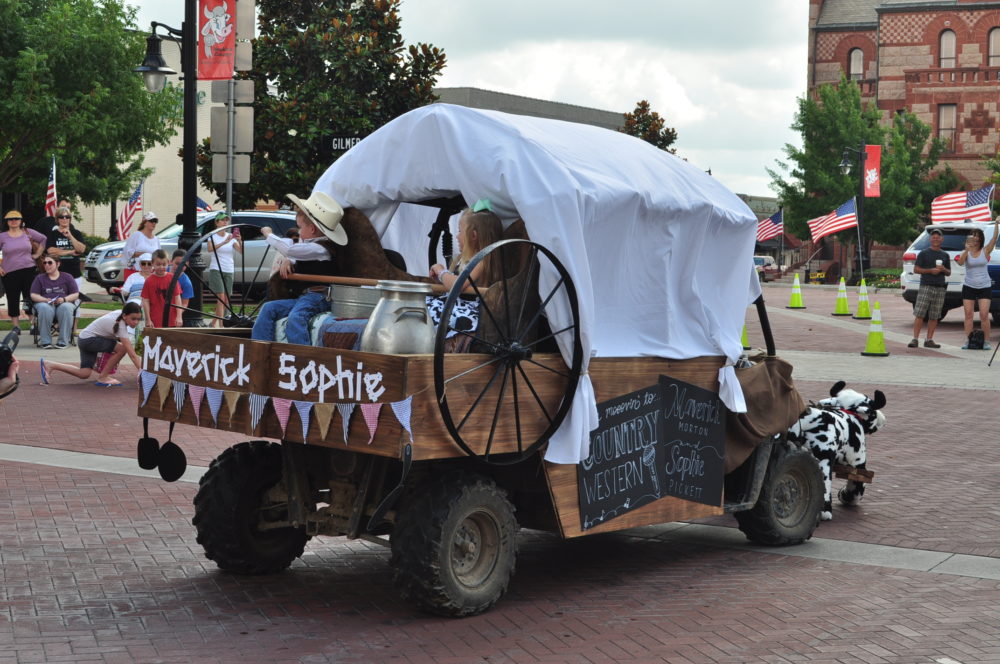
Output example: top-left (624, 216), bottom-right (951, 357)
top-left (809, 0), bottom-right (1000, 186)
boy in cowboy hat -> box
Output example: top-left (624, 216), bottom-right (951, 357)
top-left (251, 191), bottom-right (348, 344)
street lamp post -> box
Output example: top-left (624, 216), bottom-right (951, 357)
top-left (840, 142), bottom-right (867, 281)
top-left (135, 1), bottom-right (204, 326)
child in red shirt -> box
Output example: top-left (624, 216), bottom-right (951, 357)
top-left (141, 250), bottom-right (181, 328)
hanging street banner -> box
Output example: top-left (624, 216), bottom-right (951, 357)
top-left (199, 0), bottom-right (236, 80)
top-left (864, 144), bottom-right (881, 198)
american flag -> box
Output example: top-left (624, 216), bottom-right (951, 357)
top-left (116, 181), bottom-right (143, 240)
top-left (756, 210), bottom-right (783, 242)
top-left (44, 156), bottom-right (57, 217)
top-left (806, 198), bottom-right (858, 243)
top-left (930, 185), bottom-right (994, 223)
top-left (196, 196), bottom-right (213, 212)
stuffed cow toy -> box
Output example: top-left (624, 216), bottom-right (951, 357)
top-left (786, 381), bottom-right (886, 521)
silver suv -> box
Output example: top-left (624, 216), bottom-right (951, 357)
top-left (901, 221), bottom-right (1000, 323)
top-left (85, 210), bottom-right (297, 292)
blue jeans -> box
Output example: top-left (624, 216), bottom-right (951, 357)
top-left (34, 301), bottom-right (76, 345)
top-left (251, 291), bottom-right (327, 345)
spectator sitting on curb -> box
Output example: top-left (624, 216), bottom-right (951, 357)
top-left (909, 227), bottom-right (951, 349)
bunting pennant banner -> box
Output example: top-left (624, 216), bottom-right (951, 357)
top-left (337, 403), bottom-right (356, 443)
top-left (272, 397), bottom-right (292, 435)
top-left (360, 403), bottom-right (383, 445)
top-left (314, 403), bottom-right (335, 440)
top-left (248, 394), bottom-right (270, 434)
top-left (224, 390), bottom-right (242, 425)
top-left (156, 376), bottom-right (172, 411)
top-left (140, 371), bottom-right (158, 407)
top-left (206, 387), bottom-right (224, 425)
top-left (293, 400), bottom-right (314, 441)
top-left (188, 385), bottom-right (206, 424)
top-left (172, 380), bottom-right (187, 420)
top-left (391, 397), bottom-right (414, 443)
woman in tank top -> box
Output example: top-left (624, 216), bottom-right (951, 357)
top-left (955, 217), bottom-right (999, 349)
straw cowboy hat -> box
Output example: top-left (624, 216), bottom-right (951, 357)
top-left (286, 192), bottom-right (347, 245)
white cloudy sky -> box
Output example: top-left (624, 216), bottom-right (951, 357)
top-left (130, 0), bottom-right (807, 196)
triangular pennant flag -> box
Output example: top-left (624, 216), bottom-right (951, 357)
top-left (188, 385), bottom-right (206, 424)
top-left (156, 376), bottom-right (172, 411)
top-left (172, 380), bottom-right (187, 419)
top-left (293, 400), bottom-right (314, 442)
top-left (248, 394), bottom-right (270, 434)
top-left (391, 397), bottom-right (414, 443)
top-left (206, 388), bottom-right (223, 425)
top-left (223, 390), bottom-right (242, 425)
top-left (337, 403), bottom-right (356, 444)
top-left (140, 371), bottom-right (158, 407)
top-left (360, 403), bottom-right (383, 445)
top-left (272, 397), bottom-right (292, 435)
top-left (314, 403), bottom-right (335, 440)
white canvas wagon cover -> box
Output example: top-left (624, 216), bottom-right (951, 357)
top-left (314, 103), bottom-right (760, 464)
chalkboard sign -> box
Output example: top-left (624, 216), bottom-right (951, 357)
top-left (577, 383), bottom-right (662, 530)
top-left (577, 376), bottom-right (726, 531)
top-left (657, 374), bottom-right (726, 507)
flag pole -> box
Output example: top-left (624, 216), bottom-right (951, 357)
top-left (854, 196), bottom-right (865, 282)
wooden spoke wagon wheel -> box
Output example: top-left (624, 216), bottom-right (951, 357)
top-left (433, 239), bottom-right (583, 465)
top-left (165, 223), bottom-right (273, 328)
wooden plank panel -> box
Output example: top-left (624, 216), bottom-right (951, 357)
top-left (544, 355), bottom-right (727, 538)
top-left (141, 328), bottom-right (270, 393)
top-left (263, 342), bottom-right (409, 403)
top-left (402, 352), bottom-right (572, 461)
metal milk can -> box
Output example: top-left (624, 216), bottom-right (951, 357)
top-left (359, 280), bottom-right (436, 354)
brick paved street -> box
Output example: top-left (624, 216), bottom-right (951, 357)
top-left (2, 283), bottom-right (1000, 663)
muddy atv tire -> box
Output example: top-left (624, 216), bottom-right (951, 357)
top-left (734, 441), bottom-right (823, 546)
top-left (194, 440), bottom-right (310, 574)
top-left (390, 472), bottom-right (517, 617)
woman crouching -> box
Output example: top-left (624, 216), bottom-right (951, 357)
top-left (40, 303), bottom-right (143, 387)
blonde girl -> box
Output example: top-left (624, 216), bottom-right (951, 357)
top-left (430, 206), bottom-right (504, 291)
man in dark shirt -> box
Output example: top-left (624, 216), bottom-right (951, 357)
top-left (910, 228), bottom-right (951, 348)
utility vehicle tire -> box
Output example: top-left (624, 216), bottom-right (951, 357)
top-left (194, 440), bottom-right (310, 574)
top-left (390, 472), bottom-right (518, 617)
top-left (734, 441), bottom-right (823, 546)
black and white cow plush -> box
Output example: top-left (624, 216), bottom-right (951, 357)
top-left (786, 381), bottom-right (887, 521)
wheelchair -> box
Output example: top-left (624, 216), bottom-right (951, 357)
top-left (25, 298), bottom-right (82, 348)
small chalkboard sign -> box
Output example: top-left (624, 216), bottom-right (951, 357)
top-left (577, 376), bottom-right (727, 531)
top-left (658, 374), bottom-right (726, 507)
top-left (577, 383), bottom-right (662, 530)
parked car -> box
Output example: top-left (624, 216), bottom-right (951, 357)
top-left (753, 255), bottom-right (780, 282)
top-left (85, 210), bottom-right (297, 293)
top-left (901, 221), bottom-right (1000, 324)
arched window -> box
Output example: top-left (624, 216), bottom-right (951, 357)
top-left (848, 48), bottom-right (864, 80)
top-left (940, 29), bottom-right (956, 68)
top-left (989, 27), bottom-right (1000, 67)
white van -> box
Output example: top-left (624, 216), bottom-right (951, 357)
top-left (900, 221), bottom-right (1000, 323)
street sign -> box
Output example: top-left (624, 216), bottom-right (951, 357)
top-left (318, 135), bottom-right (363, 159)
top-left (211, 79), bottom-right (254, 104)
top-left (235, 41), bottom-right (252, 71)
top-left (212, 154), bottom-right (251, 183)
top-left (210, 106), bottom-right (254, 153)
top-left (236, 0), bottom-right (255, 39)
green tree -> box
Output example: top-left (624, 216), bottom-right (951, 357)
top-left (768, 74), bottom-right (957, 245)
top-left (0, 0), bottom-right (181, 204)
top-left (197, 0), bottom-right (446, 208)
top-left (984, 151), bottom-right (1000, 188)
top-left (619, 100), bottom-right (678, 153)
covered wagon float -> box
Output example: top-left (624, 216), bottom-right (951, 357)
top-left (137, 104), bottom-right (823, 617)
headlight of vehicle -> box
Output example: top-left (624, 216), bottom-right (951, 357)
top-left (104, 249), bottom-right (123, 258)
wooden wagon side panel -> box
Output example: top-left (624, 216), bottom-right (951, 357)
top-left (544, 356), bottom-right (727, 539)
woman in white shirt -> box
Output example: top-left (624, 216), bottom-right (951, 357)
top-left (122, 212), bottom-right (161, 279)
top-left (205, 212), bottom-right (242, 326)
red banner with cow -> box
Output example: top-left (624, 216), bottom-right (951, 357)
top-left (198, 0), bottom-right (236, 80)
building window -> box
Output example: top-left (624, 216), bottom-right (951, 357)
top-left (848, 48), bottom-right (864, 80)
top-left (940, 30), bottom-right (956, 68)
top-left (938, 104), bottom-right (957, 151)
top-left (990, 27), bottom-right (1000, 67)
